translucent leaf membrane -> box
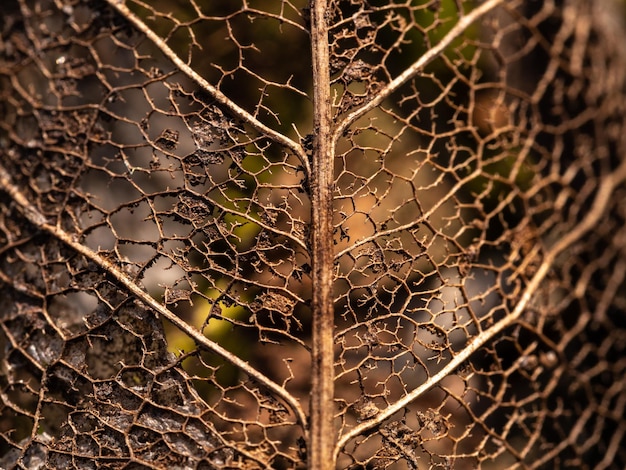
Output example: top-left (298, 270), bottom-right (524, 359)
top-left (0, 0), bottom-right (625, 469)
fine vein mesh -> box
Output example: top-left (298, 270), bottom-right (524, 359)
top-left (0, 0), bottom-right (625, 469)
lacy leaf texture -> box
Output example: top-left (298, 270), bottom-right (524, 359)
top-left (0, 0), bottom-right (625, 468)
